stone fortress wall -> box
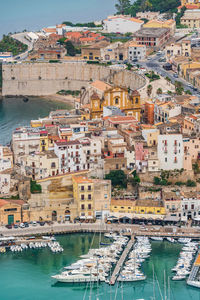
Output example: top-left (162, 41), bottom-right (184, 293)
top-left (2, 62), bottom-right (146, 96)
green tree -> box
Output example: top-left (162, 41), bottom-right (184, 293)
top-left (105, 170), bottom-right (127, 188)
top-left (175, 80), bottom-right (184, 95)
top-left (115, 0), bottom-right (131, 14)
top-left (156, 88), bottom-right (162, 95)
top-left (185, 89), bottom-right (192, 95)
top-left (130, 171), bottom-right (140, 187)
top-left (65, 41), bottom-right (76, 56)
top-left (186, 179), bottom-right (196, 187)
top-left (147, 84), bottom-right (153, 97)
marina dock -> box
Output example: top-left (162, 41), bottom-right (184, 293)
top-left (109, 235), bottom-right (135, 285)
top-left (187, 251), bottom-right (200, 288)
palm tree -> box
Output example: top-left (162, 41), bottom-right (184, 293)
top-left (147, 84), bottom-right (153, 97)
top-left (156, 88), bottom-right (162, 95)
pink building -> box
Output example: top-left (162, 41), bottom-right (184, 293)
top-left (135, 142), bottom-right (148, 173)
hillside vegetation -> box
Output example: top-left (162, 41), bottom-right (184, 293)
top-left (115, 0), bottom-right (181, 16)
top-left (0, 35), bottom-right (28, 56)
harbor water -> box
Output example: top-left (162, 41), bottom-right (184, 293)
top-left (0, 234), bottom-right (199, 300)
top-left (0, 97), bottom-right (71, 145)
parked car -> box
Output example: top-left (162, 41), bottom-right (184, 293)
top-left (173, 73), bottom-right (179, 78)
top-left (14, 224), bottom-right (19, 229)
top-left (39, 222), bottom-right (45, 226)
top-left (24, 222), bottom-right (29, 228)
top-left (32, 221), bottom-right (37, 226)
top-left (6, 224), bottom-right (12, 229)
top-left (20, 223), bottom-right (25, 228)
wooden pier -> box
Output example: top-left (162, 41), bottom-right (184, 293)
top-left (109, 235), bottom-right (135, 285)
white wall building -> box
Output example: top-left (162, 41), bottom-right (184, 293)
top-left (103, 15), bottom-right (143, 34)
top-left (0, 174), bottom-right (10, 195)
top-left (54, 140), bottom-right (84, 173)
top-left (157, 134), bottom-right (184, 170)
top-left (0, 146), bottom-right (12, 172)
top-left (125, 149), bottom-right (135, 169)
top-left (181, 196), bottom-right (200, 221)
top-left (128, 43), bottom-right (146, 61)
top-left (154, 102), bottom-right (181, 123)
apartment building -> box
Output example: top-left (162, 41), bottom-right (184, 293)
top-left (132, 28), bottom-right (170, 48)
top-left (128, 42), bottom-right (146, 61)
top-left (181, 9), bottom-right (200, 28)
top-left (157, 134), bottom-right (184, 170)
top-left (103, 15), bottom-right (143, 34)
top-left (12, 128), bottom-right (40, 163)
top-left (54, 140), bottom-right (84, 173)
top-left (19, 151), bottom-right (59, 180)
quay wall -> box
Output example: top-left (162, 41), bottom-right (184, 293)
top-left (2, 62), bottom-right (146, 96)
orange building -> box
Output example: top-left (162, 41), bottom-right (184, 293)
top-left (144, 101), bottom-right (154, 125)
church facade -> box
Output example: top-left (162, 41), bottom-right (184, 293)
top-left (90, 86), bottom-right (141, 121)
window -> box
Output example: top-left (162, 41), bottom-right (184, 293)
top-left (88, 204), bottom-right (91, 210)
top-left (88, 194), bottom-right (91, 200)
top-left (88, 185), bottom-right (91, 191)
top-left (115, 98), bottom-right (119, 105)
top-left (81, 186), bottom-right (84, 191)
top-left (135, 98), bottom-right (139, 104)
top-left (191, 204), bottom-right (194, 210)
top-left (81, 194), bottom-right (84, 200)
top-left (165, 157), bottom-right (167, 162)
top-left (81, 204), bottom-right (84, 210)
top-left (51, 162), bottom-right (56, 168)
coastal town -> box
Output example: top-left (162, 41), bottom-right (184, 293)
top-left (1, 0), bottom-right (200, 295)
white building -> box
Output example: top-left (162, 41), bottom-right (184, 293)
top-left (181, 196), bottom-right (200, 221)
top-left (54, 140), bottom-right (84, 173)
top-left (103, 15), bottom-right (143, 34)
top-left (128, 43), bottom-right (146, 61)
top-left (157, 134), bottom-right (184, 170)
top-left (154, 102), bottom-right (181, 123)
top-left (0, 146), bottom-right (12, 172)
top-left (12, 128), bottom-right (40, 163)
top-left (0, 174), bottom-right (10, 195)
top-left (125, 149), bottom-right (135, 170)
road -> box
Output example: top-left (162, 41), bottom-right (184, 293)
top-left (11, 32), bottom-right (35, 61)
top-left (139, 51), bottom-right (200, 96)
top-left (1, 222), bottom-right (200, 239)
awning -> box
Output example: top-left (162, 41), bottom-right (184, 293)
top-left (80, 216), bottom-right (86, 219)
top-left (164, 216), bottom-right (180, 222)
top-left (119, 216), bottom-right (131, 220)
top-left (87, 216), bottom-right (94, 220)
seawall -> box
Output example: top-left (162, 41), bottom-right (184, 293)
top-left (2, 62), bottom-right (146, 96)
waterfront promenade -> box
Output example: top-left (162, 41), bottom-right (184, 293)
top-left (1, 222), bottom-right (200, 239)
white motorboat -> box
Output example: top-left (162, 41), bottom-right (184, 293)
top-left (166, 237), bottom-right (175, 243)
top-left (151, 237), bottom-right (163, 241)
top-left (172, 275), bottom-right (186, 281)
top-left (51, 272), bottom-right (101, 283)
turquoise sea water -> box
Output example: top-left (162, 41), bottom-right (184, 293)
top-left (0, 0), bottom-right (115, 37)
top-left (0, 234), bottom-right (199, 300)
top-left (0, 97), bottom-right (70, 145)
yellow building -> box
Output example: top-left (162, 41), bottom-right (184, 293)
top-left (72, 176), bottom-right (94, 218)
top-left (90, 87), bottom-right (141, 120)
top-left (181, 9), bottom-right (200, 28)
top-left (180, 61), bottom-right (200, 78)
top-left (110, 199), bottom-right (165, 215)
top-left (40, 130), bottom-right (49, 152)
top-left (0, 199), bottom-right (29, 225)
top-left (143, 19), bottom-right (176, 35)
